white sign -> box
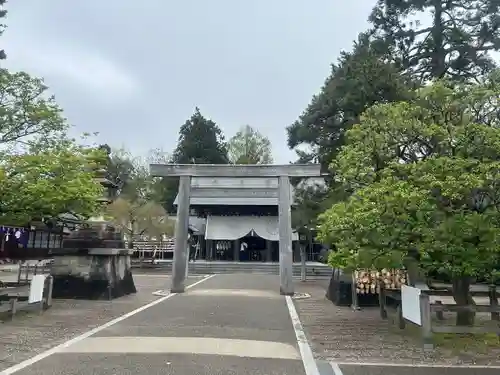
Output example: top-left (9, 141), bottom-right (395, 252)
top-left (401, 285), bottom-right (422, 326)
top-left (29, 274), bottom-right (47, 303)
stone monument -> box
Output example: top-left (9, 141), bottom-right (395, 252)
top-left (50, 222), bottom-right (136, 300)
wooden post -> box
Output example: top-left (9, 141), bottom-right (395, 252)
top-left (435, 300), bottom-right (445, 320)
top-left (45, 275), bottom-right (53, 309)
top-left (378, 281), bottom-right (387, 319)
top-left (233, 239), bottom-right (240, 261)
top-left (24, 262), bottom-right (29, 282)
top-left (265, 240), bottom-right (272, 262)
top-left (17, 261), bottom-right (22, 284)
top-left (489, 285), bottom-right (499, 321)
top-left (107, 282), bottom-right (112, 300)
top-left (396, 303), bottom-right (406, 329)
top-left (9, 298), bottom-right (17, 320)
top-left (419, 293), bottom-right (433, 351)
top-left (300, 245), bottom-right (306, 282)
top-left (351, 272), bottom-right (360, 311)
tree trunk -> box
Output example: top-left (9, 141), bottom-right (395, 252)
top-left (300, 246), bottom-right (306, 282)
top-left (431, 0), bottom-right (446, 78)
top-left (452, 276), bottom-right (475, 326)
top-left (403, 249), bottom-right (423, 287)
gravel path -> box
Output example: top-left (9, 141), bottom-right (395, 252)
top-left (0, 274), bottom-right (203, 371)
top-left (293, 280), bottom-right (500, 367)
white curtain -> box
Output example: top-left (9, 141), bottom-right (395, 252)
top-left (205, 215), bottom-right (298, 241)
top-left (205, 216), bottom-right (252, 240)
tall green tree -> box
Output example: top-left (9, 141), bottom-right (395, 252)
top-left (172, 107), bottom-right (228, 164)
top-left (106, 148), bottom-right (175, 244)
top-left (160, 108), bottom-right (229, 212)
top-left (319, 74), bottom-right (500, 326)
top-left (0, 0), bottom-right (7, 60)
top-left (0, 69), bottom-right (66, 150)
top-left (287, 35), bottom-right (413, 228)
top-left (0, 136), bottom-right (105, 225)
top-left (370, 0), bottom-right (500, 81)
top-left (107, 197), bottom-right (175, 245)
top-left (145, 148), bottom-right (175, 208)
top-left (0, 69), bottom-right (104, 224)
top-left (287, 34), bottom-right (413, 171)
top-left (227, 125), bottom-right (273, 164)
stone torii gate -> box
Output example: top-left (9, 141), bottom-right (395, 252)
top-left (149, 163), bottom-right (322, 295)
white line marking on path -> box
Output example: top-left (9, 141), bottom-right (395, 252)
top-left (334, 361), bottom-right (500, 369)
top-left (330, 362), bottom-right (344, 375)
top-left (285, 295), bottom-right (323, 375)
top-left (0, 274), bottom-right (216, 375)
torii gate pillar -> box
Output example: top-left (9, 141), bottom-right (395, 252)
top-left (149, 164), bottom-right (322, 295)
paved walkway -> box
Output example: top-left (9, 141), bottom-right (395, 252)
top-left (1, 274), bottom-right (310, 375)
top-left (1, 274), bottom-right (498, 375)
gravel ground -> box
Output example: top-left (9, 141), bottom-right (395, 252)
top-left (0, 274), bottom-right (204, 371)
top-left (293, 280), bottom-right (500, 367)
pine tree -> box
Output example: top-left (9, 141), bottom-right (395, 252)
top-left (172, 107), bottom-right (228, 164)
top-left (370, 0), bottom-right (500, 81)
top-left (0, 0), bottom-right (7, 60)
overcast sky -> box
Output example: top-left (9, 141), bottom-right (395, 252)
top-left (2, 0), bottom-right (375, 163)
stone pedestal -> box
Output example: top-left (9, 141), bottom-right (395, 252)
top-left (50, 224), bottom-right (137, 300)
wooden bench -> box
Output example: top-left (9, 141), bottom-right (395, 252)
top-left (0, 276), bottom-right (53, 320)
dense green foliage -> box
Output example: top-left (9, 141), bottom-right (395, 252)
top-left (0, 0), bottom-right (6, 60)
top-left (370, 0), bottom-right (500, 81)
top-left (228, 125), bottom-right (273, 164)
top-left (0, 138), bottom-right (105, 224)
top-left (287, 0), bottom-right (500, 327)
top-left (159, 108), bottom-right (231, 212)
top-left (172, 107), bottom-right (228, 164)
top-left (0, 69), bottom-right (105, 225)
top-left (318, 76), bottom-right (500, 325)
top-left (106, 148), bottom-right (175, 241)
top-left (287, 34), bottom-right (413, 169)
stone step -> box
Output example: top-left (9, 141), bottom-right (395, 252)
top-left (133, 261), bottom-right (332, 277)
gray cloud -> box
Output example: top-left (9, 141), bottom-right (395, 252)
top-left (2, 0), bottom-right (374, 163)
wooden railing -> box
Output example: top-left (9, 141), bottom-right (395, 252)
top-left (131, 240), bottom-right (175, 261)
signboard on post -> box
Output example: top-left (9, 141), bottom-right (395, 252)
top-left (401, 285), bottom-right (422, 326)
top-left (29, 274), bottom-right (47, 303)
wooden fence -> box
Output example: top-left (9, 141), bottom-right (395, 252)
top-left (379, 284), bottom-right (500, 350)
top-left (131, 240), bottom-right (175, 261)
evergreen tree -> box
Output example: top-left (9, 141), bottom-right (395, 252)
top-left (287, 33), bottom-right (413, 171)
top-left (0, 0), bottom-right (7, 60)
top-left (161, 108), bottom-right (229, 212)
top-left (370, 0), bottom-right (500, 81)
top-left (172, 107), bottom-right (228, 164)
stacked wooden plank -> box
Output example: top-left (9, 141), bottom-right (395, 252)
top-left (354, 268), bottom-right (407, 294)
